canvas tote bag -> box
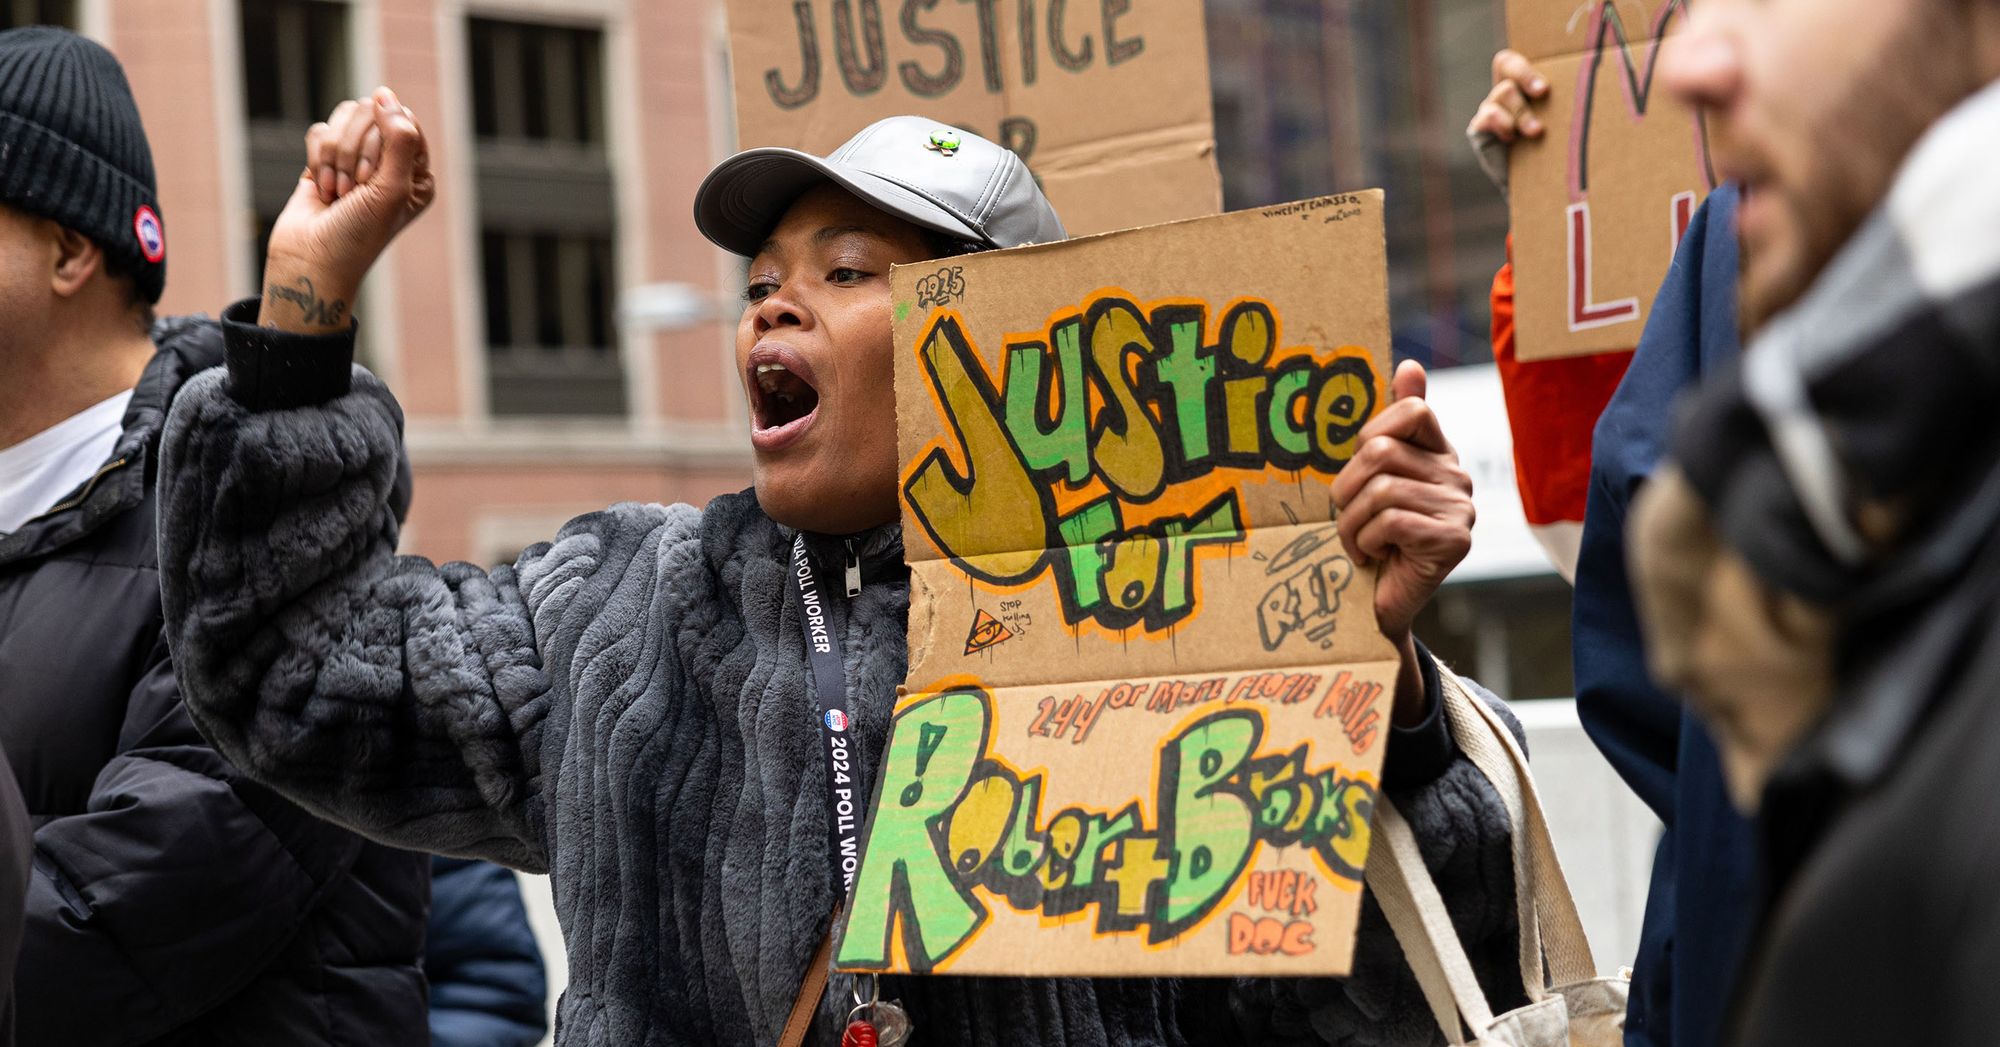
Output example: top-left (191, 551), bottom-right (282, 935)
top-left (1364, 671), bottom-right (1630, 1047)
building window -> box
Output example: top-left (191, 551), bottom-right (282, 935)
top-left (239, 0), bottom-right (351, 292)
top-left (469, 18), bottom-right (604, 145)
top-left (469, 17), bottom-right (623, 417)
top-left (241, 0), bottom-right (348, 125)
top-left (1205, 0), bottom-right (1509, 369)
top-left (0, 0), bottom-right (74, 29)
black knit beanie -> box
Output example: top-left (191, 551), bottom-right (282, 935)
top-left (0, 26), bottom-right (164, 303)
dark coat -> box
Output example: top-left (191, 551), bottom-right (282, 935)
top-left (0, 318), bottom-right (430, 1047)
top-left (427, 856), bottom-right (547, 1047)
top-left (0, 748), bottom-right (28, 1047)
top-left (1571, 184), bottom-right (1754, 1047)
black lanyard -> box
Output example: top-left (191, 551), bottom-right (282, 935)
top-left (791, 534), bottom-right (865, 898)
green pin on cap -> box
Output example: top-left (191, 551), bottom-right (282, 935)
top-left (925, 129), bottom-right (962, 156)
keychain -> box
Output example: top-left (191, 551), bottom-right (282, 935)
top-left (841, 974), bottom-right (911, 1047)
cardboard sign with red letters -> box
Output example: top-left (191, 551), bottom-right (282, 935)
top-left (1507, 0), bottom-right (1719, 361)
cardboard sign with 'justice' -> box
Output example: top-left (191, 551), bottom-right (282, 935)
top-left (833, 192), bottom-right (1399, 978)
top-left (1507, 0), bottom-right (1719, 361)
top-left (726, 0), bottom-right (1222, 238)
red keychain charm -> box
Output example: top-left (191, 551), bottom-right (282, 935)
top-left (841, 1019), bottom-right (878, 1047)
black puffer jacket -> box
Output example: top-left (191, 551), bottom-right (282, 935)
top-left (0, 748), bottom-right (29, 1047)
top-left (0, 317), bottom-right (429, 1047)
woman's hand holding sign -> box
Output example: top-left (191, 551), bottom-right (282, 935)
top-left (1469, 48), bottom-right (1551, 143)
top-left (1467, 48), bottom-right (1552, 197)
top-left (1332, 360), bottom-right (1476, 725)
top-left (260, 86), bottom-right (436, 333)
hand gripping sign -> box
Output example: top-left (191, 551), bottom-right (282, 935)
top-left (835, 192), bottom-right (1400, 978)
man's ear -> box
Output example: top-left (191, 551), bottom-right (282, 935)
top-left (48, 222), bottom-right (105, 299)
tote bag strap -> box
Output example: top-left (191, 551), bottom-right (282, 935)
top-left (779, 907), bottom-right (840, 1047)
top-left (1366, 795), bottom-right (1495, 1045)
top-left (1435, 670), bottom-right (1543, 996)
top-left (1438, 670), bottom-right (1597, 988)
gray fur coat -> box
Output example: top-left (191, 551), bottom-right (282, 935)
top-left (157, 305), bottom-right (1528, 1046)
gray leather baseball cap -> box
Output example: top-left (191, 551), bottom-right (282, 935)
top-left (694, 115), bottom-right (1066, 257)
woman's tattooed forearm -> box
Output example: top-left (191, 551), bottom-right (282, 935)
top-left (264, 277), bottom-right (350, 327)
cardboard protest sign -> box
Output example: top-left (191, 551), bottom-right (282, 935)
top-left (833, 192), bottom-right (1399, 978)
top-left (1507, 0), bottom-right (1719, 361)
top-left (726, 0), bottom-right (1222, 237)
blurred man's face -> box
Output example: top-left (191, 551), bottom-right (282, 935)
top-left (0, 205), bottom-right (53, 359)
top-left (1663, 0), bottom-right (1986, 329)
top-left (736, 184), bottom-right (934, 535)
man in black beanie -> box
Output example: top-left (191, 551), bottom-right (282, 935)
top-left (0, 27), bottom-right (429, 1047)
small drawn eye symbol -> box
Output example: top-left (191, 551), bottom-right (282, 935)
top-left (964, 609), bottom-right (1014, 654)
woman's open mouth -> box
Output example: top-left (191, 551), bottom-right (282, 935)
top-left (747, 344), bottom-right (822, 452)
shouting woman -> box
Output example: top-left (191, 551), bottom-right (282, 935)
top-left (157, 90), bottom-right (1526, 1046)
